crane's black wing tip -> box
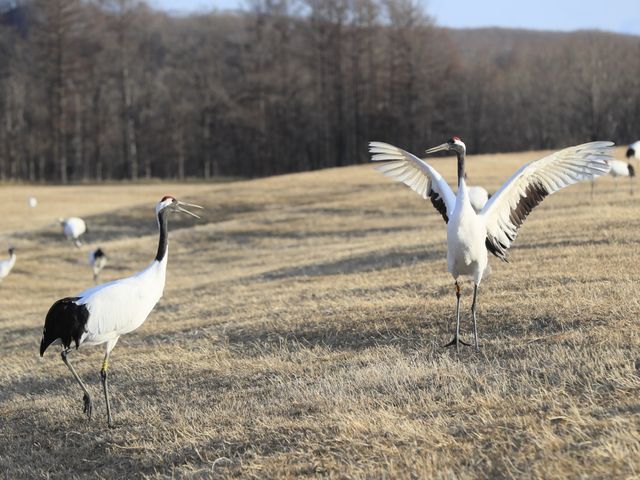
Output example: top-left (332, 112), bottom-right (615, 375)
top-left (40, 297), bottom-right (89, 356)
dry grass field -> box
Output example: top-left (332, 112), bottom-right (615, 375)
top-left (1, 146), bottom-right (639, 479)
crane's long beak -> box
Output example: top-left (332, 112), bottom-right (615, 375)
top-left (424, 143), bottom-right (450, 155)
top-left (176, 201), bottom-right (203, 219)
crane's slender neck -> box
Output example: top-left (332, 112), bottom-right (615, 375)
top-left (155, 210), bottom-right (169, 262)
top-left (457, 150), bottom-right (466, 188)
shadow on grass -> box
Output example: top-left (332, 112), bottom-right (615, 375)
top-left (514, 237), bottom-right (612, 251)
top-left (0, 325), bottom-right (41, 350)
top-left (223, 315), bottom-right (442, 357)
top-left (258, 247), bottom-right (443, 281)
top-left (217, 308), bottom-right (592, 359)
top-left (0, 407), bottom-right (205, 477)
top-left (219, 225), bottom-right (421, 244)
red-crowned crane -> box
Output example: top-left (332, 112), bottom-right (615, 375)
top-left (40, 196), bottom-right (202, 427)
top-left (608, 159), bottom-right (635, 195)
top-left (58, 217), bottom-right (87, 248)
top-left (28, 197), bottom-right (37, 209)
top-left (626, 141), bottom-right (640, 161)
top-left (370, 137), bottom-right (612, 350)
top-left (0, 247), bottom-right (16, 283)
top-left (89, 248), bottom-right (108, 284)
top-left (590, 159), bottom-right (635, 198)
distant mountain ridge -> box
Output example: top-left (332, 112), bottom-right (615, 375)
top-left (444, 26), bottom-right (639, 61)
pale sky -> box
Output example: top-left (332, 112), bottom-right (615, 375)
top-left (150, 0), bottom-right (640, 36)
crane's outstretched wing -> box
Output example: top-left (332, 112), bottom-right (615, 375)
top-left (369, 142), bottom-right (456, 223)
top-left (480, 141), bottom-right (613, 261)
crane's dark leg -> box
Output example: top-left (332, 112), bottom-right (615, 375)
top-left (590, 180), bottom-right (595, 201)
top-left (61, 349), bottom-right (92, 420)
top-left (100, 352), bottom-right (114, 428)
top-left (471, 283), bottom-right (479, 350)
top-left (444, 281), bottom-right (471, 351)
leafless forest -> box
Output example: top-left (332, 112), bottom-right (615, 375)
top-left (0, 0), bottom-right (639, 182)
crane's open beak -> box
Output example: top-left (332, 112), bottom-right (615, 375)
top-left (424, 143), bottom-right (450, 155)
top-left (176, 201), bottom-right (203, 219)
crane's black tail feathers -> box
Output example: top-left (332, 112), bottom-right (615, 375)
top-left (40, 297), bottom-right (89, 357)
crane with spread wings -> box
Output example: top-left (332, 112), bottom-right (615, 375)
top-left (370, 137), bottom-right (612, 350)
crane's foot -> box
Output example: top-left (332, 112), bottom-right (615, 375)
top-left (443, 336), bottom-right (472, 349)
top-left (107, 419), bottom-right (115, 429)
top-left (82, 393), bottom-right (93, 420)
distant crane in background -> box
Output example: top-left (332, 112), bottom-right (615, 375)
top-left (27, 197), bottom-right (37, 209)
top-left (89, 248), bottom-right (108, 284)
top-left (609, 159), bottom-right (636, 183)
top-left (468, 186), bottom-right (490, 213)
top-left (0, 247), bottom-right (16, 283)
top-left (371, 137), bottom-right (612, 350)
top-left (626, 141), bottom-right (640, 162)
top-left (590, 159), bottom-right (635, 198)
top-left (40, 196), bottom-right (202, 428)
top-left (58, 217), bottom-right (86, 248)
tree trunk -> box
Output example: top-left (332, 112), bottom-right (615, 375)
top-left (177, 128), bottom-right (185, 180)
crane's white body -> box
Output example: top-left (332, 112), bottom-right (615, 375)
top-left (79, 257), bottom-right (167, 349)
top-left (28, 197), bottom-right (37, 208)
top-left (0, 251), bottom-right (16, 282)
top-left (447, 183), bottom-right (488, 284)
top-left (591, 159), bottom-right (634, 197)
top-left (61, 217), bottom-right (87, 246)
top-left (468, 186), bottom-right (489, 213)
top-left (608, 159), bottom-right (633, 177)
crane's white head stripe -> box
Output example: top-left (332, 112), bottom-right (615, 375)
top-left (449, 136), bottom-right (466, 152)
top-left (156, 196), bottom-right (176, 214)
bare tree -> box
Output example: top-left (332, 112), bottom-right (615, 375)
top-left (0, 0), bottom-right (637, 182)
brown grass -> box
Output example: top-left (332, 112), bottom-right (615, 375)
top-left (0, 147), bottom-right (639, 479)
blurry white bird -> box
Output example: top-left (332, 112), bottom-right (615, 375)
top-left (0, 247), bottom-right (16, 283)
top-left (40, 196), bottom-right (202, 427)
top-left (371, 137), bottom-right (612, 350)
top-left (609, 159), bottom-right (635, 195)
top-left (59, 217), bottom-right (87, 248)
top-left (626, 141), bottom-right (640, 161)
top-left (28, 197), bottom-right (37, 209)
top-left (468, 186), bottom-right (490, 213)
top-left (591, 159), bottom-right (636, 198)
top-left (89, 248), bottom-right (108, 284)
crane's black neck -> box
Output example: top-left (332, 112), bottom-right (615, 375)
top-left (457, 150), bottom-right (466, 188)
top-left (156, 209), bottom-right (169, 262)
